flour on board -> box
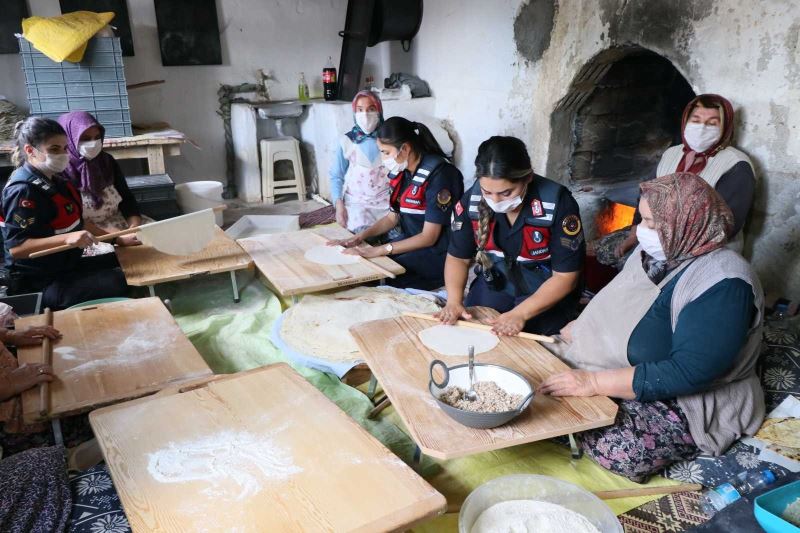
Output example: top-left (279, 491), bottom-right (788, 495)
top-left (147, 429), bottom-right (302, 501)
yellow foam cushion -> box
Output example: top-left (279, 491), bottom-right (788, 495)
top-left (21, 11), bottom-right (115, 63)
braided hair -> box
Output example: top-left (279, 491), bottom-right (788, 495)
top-left (11, 117), bottom-right (65, 168)
top-left (473, 136), bottom-right (533, 270)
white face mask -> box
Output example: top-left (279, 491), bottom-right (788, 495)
top-left (485, 194), bottom-right (523, 214)
top-left (355, 112), bottom-right (380, 134)
top-left (636, 225), bottom-right (667, 261)
top-left (34, 151), bottom-right (70, 175)
top-left (79, 139), bottom-right (102, 160)
top-left (383, 151), bottom-right (407, 175)
top-left (683, 123), bottom-right (721, 153)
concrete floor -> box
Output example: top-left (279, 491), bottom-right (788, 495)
top-left (221, 197), bottom-right (327, 228)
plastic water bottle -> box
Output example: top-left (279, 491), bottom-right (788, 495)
top-left (701, 469), bottom-right (778, 516)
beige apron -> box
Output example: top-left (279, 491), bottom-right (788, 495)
top-left (560, 248), bottom-right (690, 372)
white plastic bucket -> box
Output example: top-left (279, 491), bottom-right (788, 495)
top-left (175, 181), bottom-right (224, 226)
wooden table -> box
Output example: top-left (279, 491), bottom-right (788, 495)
top-left (349, 307), bottom-right (619, 460)
top-left (16, 298), bottom-right (212, 424)
top-left (90, 364), bottom-right (446, 532)
top-left (237, 225), bottom-right (405, 301)
top-left (115, 227), bottom-right (253, 302)
top-left (1, 131), bottom-right (184, 174)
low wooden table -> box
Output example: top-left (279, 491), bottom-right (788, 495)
top-left (237, 225), bottom-right (405, 302)
top-left (349, 307), bottom-right (619, 461)
top-left (115, 227), bottom-right (253, 302)
top-left (90, 364), bottom-right (446, 532)
top-left (1, 131), bottom-right (184, 174)
top-left (16, 298), bottom-right (212, 425)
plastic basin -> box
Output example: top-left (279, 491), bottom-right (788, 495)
top-left (225, 215), bottom-right (300, 240)
top-left (459, 474), bottom-right (622, 533)
top-left (755, 480), bottom-right (800, 533)
top-left (175, 181), bottom-right (224, 226)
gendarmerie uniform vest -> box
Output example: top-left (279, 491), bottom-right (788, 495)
top-left (466, 177), bottom-right (565, 297)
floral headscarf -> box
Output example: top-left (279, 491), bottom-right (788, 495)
top-left (639, 172), bottom-right (733, 282)
top-left (345, 90), bottom-right (383, 143)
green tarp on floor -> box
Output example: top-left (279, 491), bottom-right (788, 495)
top-left (165, 272), bottom-right (677, 530)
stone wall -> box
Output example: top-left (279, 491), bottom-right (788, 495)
top-left (408, 0), bottom-right (800, 298)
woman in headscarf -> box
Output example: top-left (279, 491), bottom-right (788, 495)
top-left (57, 111), bottom-right (146, 252)
top-left (329, 90), bottom-right (390, 232)
top-left (616, 94), bottom-right (757, 257)
top-left (541, 173), bottom-right (764, 482)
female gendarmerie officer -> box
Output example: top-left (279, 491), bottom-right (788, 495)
top-left (438, 136), bottom-right (585, 336)
top-left (329, 116), bottom-right (464, 290)
top-left (1, 117), bottom-right (127, 310)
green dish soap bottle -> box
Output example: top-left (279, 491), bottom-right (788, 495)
top-left (298, 72), bottom-right (310, 101)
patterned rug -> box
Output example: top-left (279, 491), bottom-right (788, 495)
top-left (618, 316), bottom-right (800, 531)
top-left (619, 491), bottom-right (709, 532)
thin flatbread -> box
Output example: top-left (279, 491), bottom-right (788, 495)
top-left (303, 245), bottom-right (360, 266)
top-left (137, 209), bottom-right (216, 256)
top-left (280, 287), bottom-right (439, 362)
top-left (756, 417), bottom-right (800, 449)
top-left (417, 324), bottom-right (499, 357)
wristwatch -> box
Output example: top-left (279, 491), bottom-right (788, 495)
top-left (384, 243), bottom-right (393, 255)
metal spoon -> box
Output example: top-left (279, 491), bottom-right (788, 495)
top-left (466, 344), bottom-right (477, 401)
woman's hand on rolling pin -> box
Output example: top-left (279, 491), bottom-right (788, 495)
top-left (6, 325), bottom-right (62, 346)
top-left (326, 234), bottom-right (363, 248)
top-left (335, 199), bottom-right (348, 229)
top-left (0, 363), bottom-right (54, 402)
top-left (487, 310), bottom-right (526, 336)
top-left (539, 370), bottom-right (598, 397)
top-left (64, 230), bottom-right (97, 249)
top-left (434, 303), bottom-right (473, 325)
top-left (115, 234), bottom-right (141, 247)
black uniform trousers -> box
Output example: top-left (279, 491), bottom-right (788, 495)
top-left (10, 253), bottom-right (128, 311)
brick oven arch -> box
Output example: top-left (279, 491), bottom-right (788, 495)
top-left (546, 46), bottom-right (695, 189)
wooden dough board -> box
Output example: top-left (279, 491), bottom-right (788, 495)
top-left (236, 225), bottom-right (405, 297)
top-left (115, 226), bottom-right (252, 286)
top-left (90, 364), bottom-right (446, 532)
top-left (349, 307), bottom-right (619, 460)
top-left (17, 298), bottom-right (212, 423)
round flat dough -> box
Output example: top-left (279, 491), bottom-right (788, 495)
top-left (418, 324), bottom-right (499, 357)
top-left (280, 287), bottom-right (439, 362)
top-left (471, 500), bottom-right (600, 533)
top-left (304, 245), bottom-right (361, 266)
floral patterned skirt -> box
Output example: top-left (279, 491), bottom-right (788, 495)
top-left (578, 399), bottom-right (699, 483)
top-left (0, 446), bottom-right (72, 532)
top-left (68, 462), bottom-right (129, 533)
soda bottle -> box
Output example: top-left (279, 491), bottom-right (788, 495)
top-left (701, 469), bottom-right (778, 516)
top-left (323, 57), bottom-right (337, 101)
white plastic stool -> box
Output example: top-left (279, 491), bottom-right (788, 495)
top-left (260, 137), bottom-right (306, 204)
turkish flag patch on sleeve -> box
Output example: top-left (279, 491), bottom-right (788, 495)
top-left (19, 199), bottom-right (36, 209)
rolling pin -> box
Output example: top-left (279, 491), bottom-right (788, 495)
top-left (30, 205), bottom-right (227, 258)
top-left (403, 312), bottom-right (556, 344)
top-left (38, 307), bottom-right (53, 417)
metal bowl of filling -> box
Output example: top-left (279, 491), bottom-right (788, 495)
top-left (428, 359), bottom-right (534, 429)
